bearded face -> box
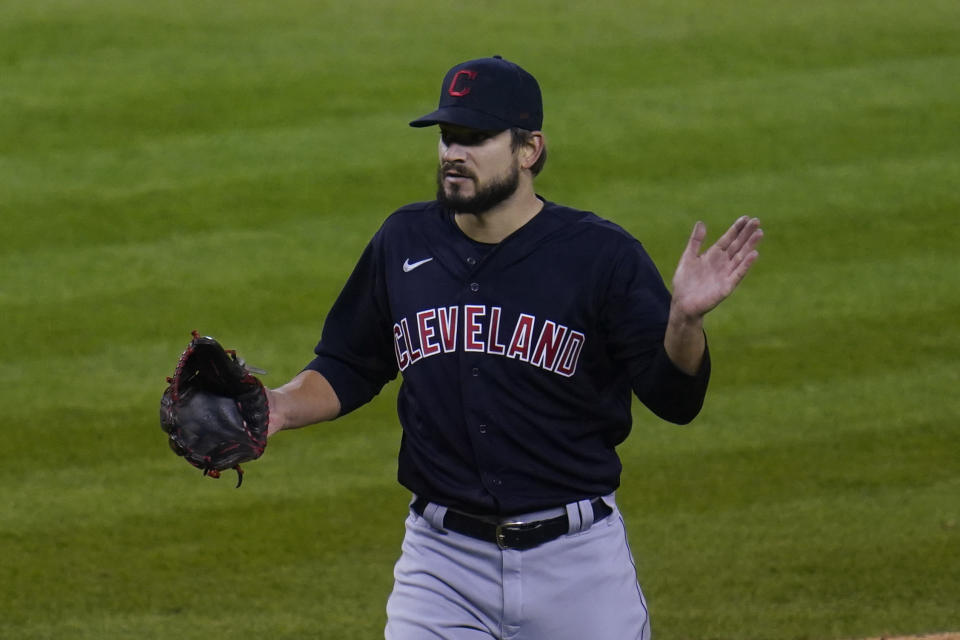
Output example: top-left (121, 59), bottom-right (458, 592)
top-left (436, 159), bottom-right (521, 215)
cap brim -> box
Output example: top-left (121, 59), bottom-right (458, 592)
top-left (409, 106), bottom-right (512, 130)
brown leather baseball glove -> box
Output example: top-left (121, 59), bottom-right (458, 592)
top-left (159, 331), bottom-right (269, 487)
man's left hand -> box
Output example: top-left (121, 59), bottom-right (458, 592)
top-left (670, 216), bottom-right (764, 321)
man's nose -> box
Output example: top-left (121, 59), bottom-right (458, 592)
top-left (441, 142), bottom-right (467, 163)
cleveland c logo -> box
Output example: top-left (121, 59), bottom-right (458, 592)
top-left (448, 70), bottom-right (477, 97)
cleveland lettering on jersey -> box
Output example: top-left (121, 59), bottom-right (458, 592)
top-left (393, 304), bottom-right (586, 377)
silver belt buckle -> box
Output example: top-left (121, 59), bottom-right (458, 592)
top-left (495, 520), bottom-right (541, 550)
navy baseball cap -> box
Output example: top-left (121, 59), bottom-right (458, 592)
top-left (410, 56), bottom-right (543, 131)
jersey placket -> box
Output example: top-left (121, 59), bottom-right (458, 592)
top-left (458, 250), bottom-right (508, 498)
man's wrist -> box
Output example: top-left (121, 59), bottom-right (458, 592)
top-left (265, 389), bottom-right (286, 437)
top-left (668, 300), bottom-right (704, 329)
top-left (664, 302), bottom-right (706, 376)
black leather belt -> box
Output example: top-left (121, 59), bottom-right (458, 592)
top-left (411, 497), bottom-right (612, 551)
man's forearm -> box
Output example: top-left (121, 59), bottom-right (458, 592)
top-left (663, 304), bottom-right (706, 376)
top-left (266, 370), bottom-right (342, 437)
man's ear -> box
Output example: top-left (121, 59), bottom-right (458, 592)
top-left (519, 131), bottom-right (545, 171)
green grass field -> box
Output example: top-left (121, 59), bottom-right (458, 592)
top-left (2, 1), bottom-right (958, 638)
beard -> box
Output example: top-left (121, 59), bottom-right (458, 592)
top-left (436, 162), bottom-right (521, 215)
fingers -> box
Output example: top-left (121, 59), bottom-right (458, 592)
top-left (732, 222), bottom-right (763, 269)
top-left (727, 248), bottom-right (760, 289)
top-left (728, 222), bottom-right (763, 284)
top-left (717, 217), bottom-right (762, 267)
top-left (682, 220), bottom-right (707, 262)
top-left (721, 216), bottom-right (761, 254)
top-left (684, 216), bottom-right (764, 275)
top-left (715, 215), bottom-right (749, 252)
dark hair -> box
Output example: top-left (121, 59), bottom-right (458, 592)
top-left (510, 128), bottom-right (547, 176)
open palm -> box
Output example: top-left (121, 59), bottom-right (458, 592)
top-left (671, 216), bottom-right (764, 319)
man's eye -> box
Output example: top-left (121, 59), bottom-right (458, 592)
top-left (441, 131), bottom-right (493, 146)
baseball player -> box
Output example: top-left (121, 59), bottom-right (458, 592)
top-left (266, 56), bottom-right (763, 639)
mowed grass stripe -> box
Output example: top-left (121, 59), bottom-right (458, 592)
top-left (5, 259), bottom-right (953, 404)
top-left (0, 219), bottom-right (370, 304)
top-left (4, 143), bottom-right (955, 298)
top-left (1, 115), bottom-right (425, 199)
top-left (0, 125), bottom-right (430, 254)
top-left (4, 146), bottom-right (956, 308)
top-left (577, 151), bottom-right (959, 257)
top-left (3, 256), bottom-right (955, 430)
top-left (624, 418), bottom-right (959, 514)
top-left (640, 477), bottom-right (960, 637)
top-left (0, 408), bottom-right (405, 530)
top-left (6, 54), bottom-right (957, 207)
top-left (1, 482), bottom-right (405, 640)
top-left (3, 355), bottom-right (954, 513)
top-left (622, 363), bottom-right (958, 455)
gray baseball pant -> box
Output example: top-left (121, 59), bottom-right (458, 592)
top-left (385, 496), bottom-right (651, 640)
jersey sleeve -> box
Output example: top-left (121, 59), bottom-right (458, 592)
top-left (634, 339), bottom-right (710, 424)
top-left (304, 231), bottom-right (399, 415)
top-left (601, 240), bottom-right (710, 424)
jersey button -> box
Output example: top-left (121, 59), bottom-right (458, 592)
top-left (466, 257), bottom-right (477, 266)
top-left (471, 367), bottom-right (479, 376)
top-left (479, 424), bottom-right (487, 434)
top-left (469, 282), bottom-right (480, 292)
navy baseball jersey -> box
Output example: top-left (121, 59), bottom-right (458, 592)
top-left (307, 199), bottom-right (710, 515)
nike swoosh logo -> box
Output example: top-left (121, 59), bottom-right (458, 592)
top-left (402, 257), bottom-right (434, 273)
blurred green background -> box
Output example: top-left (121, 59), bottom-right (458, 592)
top-left (1, 1), bottom-right (958, 638)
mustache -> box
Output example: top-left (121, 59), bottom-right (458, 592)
top-left (438, 163), bottom-right (477, 180)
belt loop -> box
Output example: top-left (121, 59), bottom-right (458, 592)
top-left (578, 498), bottom-right (595, 531)
top-left (565, 500), bottom-right (583, 534)
top-left (423, 501), bottom-right (448, 531)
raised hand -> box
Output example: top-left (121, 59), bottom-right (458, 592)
top-left (670, 216), bottom-right (764, 321)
